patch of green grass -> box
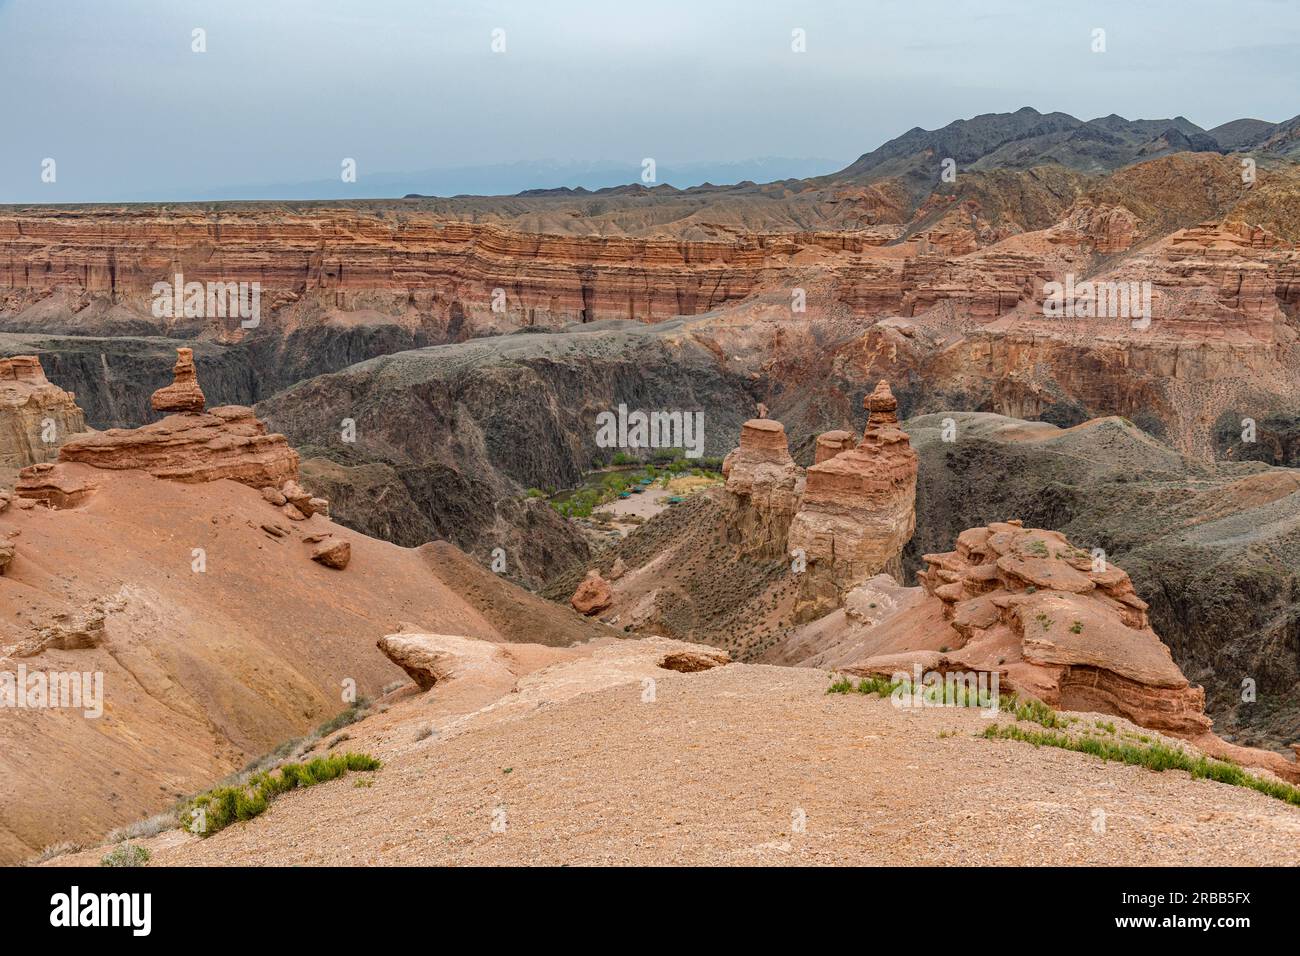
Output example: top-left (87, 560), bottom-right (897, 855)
top-left (980, 723), bottom-right (1300, 806)
top-left (550, 461), bottom-right (721, 518)
top-left (828, 674), bottom-right (994, 708)
top-left (1034, 612), bottom-right (1053, 631)
top-left (1070, 620), bottom-right (1084, 634)
top-left (186, 752), bottom-right (381, 838)
top-left (101, 844), bottom-right (150, 867)
top-left (826, 676), bottom-right (856, 694)
top-left (311, 697), bottom-right (372, 741)
top-left (1000, 693), bottom-right (1069, 729)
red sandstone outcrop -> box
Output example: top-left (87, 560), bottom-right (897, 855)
top-left (814, 430), bottom-right (856, 463)
top-left (787, 381), bottom-right (918, 620)
top-left (570, 569), bottom-right (614, 616)
top-left (46, 348), bottom-right (299, 489)
top-left (0, 355), bottom-right (87, 469)
top-left (150, 347), bottom-right (206, 413)
top-left (721, 419), bottom-right (805, 559)
top-left (376, 631), bottom-right (515, 692)
top-left (14, 461), bottom-right (98, 508)
top-left (0, 209), bottom-right (784, 339)
top-left (56, 407), bottom-right (299, 488)
top-left (893, 521), bottom-right (1214, 736)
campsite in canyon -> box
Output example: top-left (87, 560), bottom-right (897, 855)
top-left (1, 1), bottom-right (1298, 933)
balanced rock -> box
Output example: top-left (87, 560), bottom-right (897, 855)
top-left (570, 569), bottom-right (614, 616)
top-left (788, 381), bottom-right (917, 621)
top-left (150, 347), bottom-right (206, 414)
top-left (721, 418), bottom-right (805, 560)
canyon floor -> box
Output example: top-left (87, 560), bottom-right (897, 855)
top-left (43, 649), bottom-right (1300, 867)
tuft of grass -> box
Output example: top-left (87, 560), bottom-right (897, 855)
top-left (101, 844), bottom-right (150, 868)
top-left (981, 724), bottom-right (1300, 806)
top-left (1070, 620), bottom-right (1084, 634)
top-left (106, 811), bottom-right (177, 845)
top-left (32, 841), bottom-right (83, 864)
top-left (185, 752), bottom-right (381, 838)
top-left (1001, 693), bottom-right (1068, 729)
top-left (828, 674), bottom-right (992, 708)
top-left (313, 698), bottom-right (372, 738)
top-left (826, 676), bottom-right (855, 695)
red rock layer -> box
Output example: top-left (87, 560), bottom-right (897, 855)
top-left (814, 430), bottom-right (855, 463)
top-left (0, 208), bottom-right (797, 337)
top-left (55, 406), bottom-right (299, 488)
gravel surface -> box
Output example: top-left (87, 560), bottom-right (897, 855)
top-left (48, 658), bottom-right (1300, 867)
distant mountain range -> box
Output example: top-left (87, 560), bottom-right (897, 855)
top-left (829, 107), bottom-right (1299, 186)
top-left (168, 157), bottom-right (846, 203)
top-left (103, 108), bottom-right (1300, 205)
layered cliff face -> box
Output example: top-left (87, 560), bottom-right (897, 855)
top-left (5, 154), bottom-right (1300, 468)
top-left (720, 418), bottom-right (804, 559)
top-left (787, 381), bottom-right (918, 620)
top-left (0, 208), bottom-right (788, 340)
top-left (0, 355), bottom-right (87, 470)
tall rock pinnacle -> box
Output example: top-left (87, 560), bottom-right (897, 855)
top-left (150, 347), bottom-right (206, 414)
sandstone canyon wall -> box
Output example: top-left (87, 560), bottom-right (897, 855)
top-left (0, 355), bottom-right (87, 470)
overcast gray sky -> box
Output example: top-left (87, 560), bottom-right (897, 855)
top-left (1, 0), bottom-right (1297, 202)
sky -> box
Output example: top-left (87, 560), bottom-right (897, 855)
top-left (1, 0), bottom-right (1297, 202)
